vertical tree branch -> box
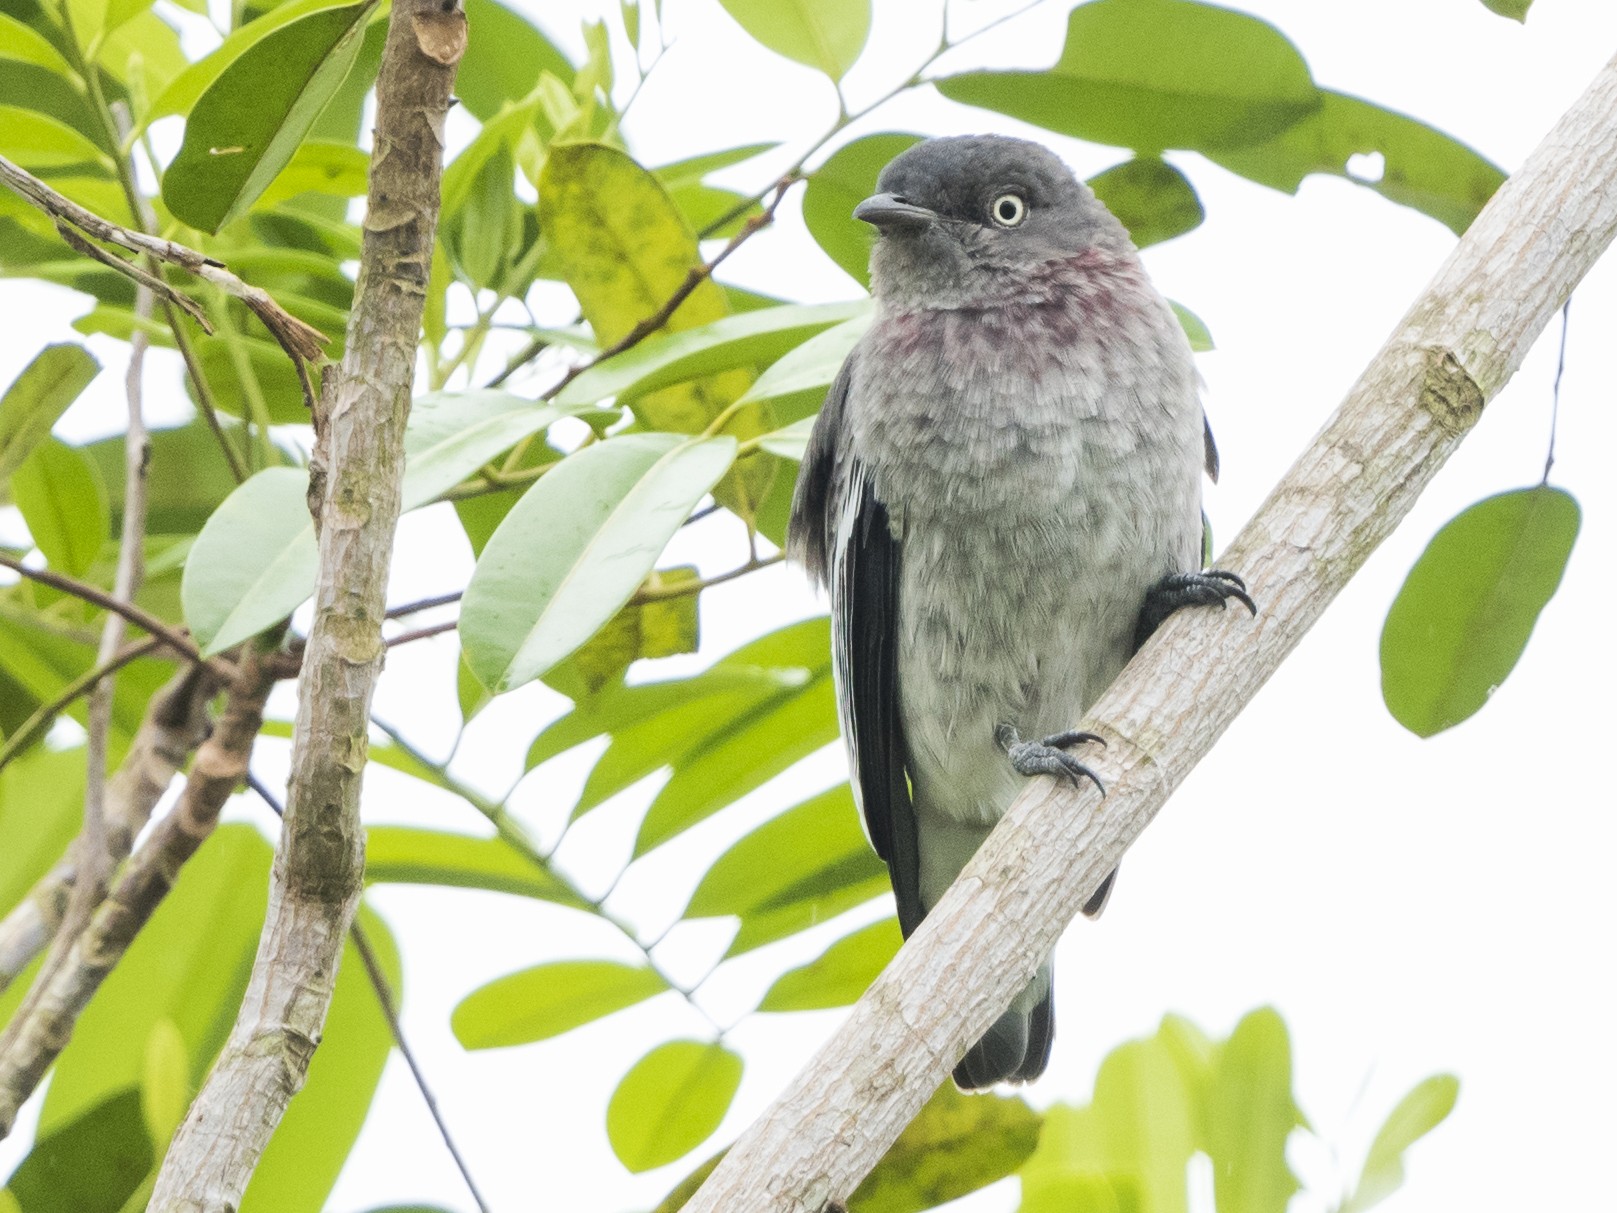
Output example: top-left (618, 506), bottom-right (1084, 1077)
top-left (145, 1), bottom-right (464, 1206)
top-left (681, 47), bottom-right (1617, 1213)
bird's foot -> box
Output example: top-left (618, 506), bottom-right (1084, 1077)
top-left (996, 723), bottom-right (1105, 795)
top-left (1134, 569), bottom-right (1257, 648)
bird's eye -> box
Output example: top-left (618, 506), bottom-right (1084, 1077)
top-left (989, 193), bottom-right (1027, 227)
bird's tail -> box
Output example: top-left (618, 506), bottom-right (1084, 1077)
top-left (953, 971), bottom-right (1054, 1090)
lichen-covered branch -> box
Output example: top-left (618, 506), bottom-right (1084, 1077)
top-left (681, 48), bottom-right (1617, 1213)
top-left (145, 0), bottom-right (464, 1206)
top-left (0, 652), bottom-right (270, 1137)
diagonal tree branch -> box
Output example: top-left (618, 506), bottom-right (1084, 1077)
top-left (0, 651), bottom-right (271, 1136)
top-left (145, 0), bottom-right (465, 1205)
top-left (0, 153), bottom-right (328, 372)
top-left (682, 47), bottom-right (1617, 1213)
top-left (0, 663), bottom-right (216, 995)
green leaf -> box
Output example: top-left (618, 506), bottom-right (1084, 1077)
top-left (459, 433), bottom-right (737, 693)
top-left (1207, 90), bottom-right (1505, 235)
top-left (1342, 1075), bottom-right (1459, 1213)
top-left (65, 0), bottom-right (155, 56)
top-left (1380, 486), bottom-right (1578, 737)
top-left (649, 1152), bottom-right (725, 1213)
top-left (403, 389), bottom-right (602, 506)
top-left (654, 143), bottom-right (779, 188)
top-left (4, 1089), bottom-right (154, 1213)
top-left (243, 905), bottom-right (400, 1213)
top-left (1171, 301), bottom-right (1214, 353)
top-left (936, 0), bottom-right (1319, 154)
top-left (804, 133), bottom-right (922, 286)
top-left (38, 826), bottom-right (271, 1136)
top-left (0, 745), bottom-right (86, 922)
top-left (758, 918), bottom-right (899, 1012)
top-left (457, 0), bottom-right (573, 122)
top-left (633, 620), bottom-right (838, 855)
top-left (364, 825), bottom-right (589, 909)
top-left (444, 142), bottom-right (524, 290)
top-left (526, 663), bottom-right (795, 770)
top-left (564, 565), bottom-right (702, 695)
top-left (139, 1020), bottom-right (190, 1147)
top-left (1479, 0), bottom-right (1531, 20)
top-left (735, 312), bottom-right (871, 407)
top-left (182, 394), bottom-right (578, 653)
top-left (751, 415), bottom-right (816, 461)
top-left (11, 437), bottom-right (108, 576)
top-left (558, 301), bottom-right (869, 408)
top-left (852, 1083), bottom-right (1041, 1213)
top-left (84, 421), bottom-right (251, 535)
top-left (684, 782), bottom-right (889, 957)
top-left (543, 619), bottom-right (826, 820)
top-left (0, 105), bottom-right (112, 170)
top-left (1020, 1018), bottom-right (1203, 1213)
top-left (452, 960), bottom-right (669, 1049)
top-left (0, 611), bottom-right (172, 755)
top-left (161, 1), bottom-right (376, 234)
top-left (254, 138), bottom-right (369, 210)
top-left (181, 466), bottom-right (314, 655)
top-left (1204, 1008), bottom-right (1304, 1213)
top-left (0, 343), bottom-right (100, 489)
top-left (540, 142), bottom-right (773, 515)
top-left (606, 1040), bottom-right (742, 1173)
top-left (1087, 156), bottom-right (1203, 248)
top-left (715, 0), bottom-right (869, 78)
top-left (0, 13), bottom-right (76, 76)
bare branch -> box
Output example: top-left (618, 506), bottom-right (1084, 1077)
top-left (13, 280), bottom-right (164, 1055)
top-left (0, 153), bottom-right (328, 376)
top-left (146, 0), bottom-right (465, 1204)
top-left (0, 553), bottom-right (228, 677)
top-left (0, 653), bottom-right (268, 1136)
top-left (681, 47), bottom-right (1617, 1213)
top-left (0, 635), bottom-right (162, 774)
top-left (351, 918), bottom-right (494, 1213)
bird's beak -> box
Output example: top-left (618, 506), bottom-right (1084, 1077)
top-left (853, 193), bottom-right (937, 231)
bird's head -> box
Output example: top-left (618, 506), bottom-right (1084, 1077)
top-left (856, 135), bottom-right (1133, 310)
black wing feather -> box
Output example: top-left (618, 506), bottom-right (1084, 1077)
top-left (788, 355), bottom-right (925, 938)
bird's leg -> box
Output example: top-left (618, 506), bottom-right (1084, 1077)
top-left (1134, 570), bottom-right (1257, 650)
top-left (996, 723), bottom-right (1106, 794)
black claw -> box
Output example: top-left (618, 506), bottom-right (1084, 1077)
top-left (997, 724), bottom-right (1106, 795)
top-left (1135, 569), bottom-right (1258, 649)
top-left (1042, 729), bottom-right (1106, 751)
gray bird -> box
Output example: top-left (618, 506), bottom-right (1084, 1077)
top-left (787, 135), bottom-right (1252, 1089)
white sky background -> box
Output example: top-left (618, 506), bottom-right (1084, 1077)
top-left (2, 1), bottom-right (1616, 1211)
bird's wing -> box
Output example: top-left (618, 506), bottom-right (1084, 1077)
top-left (788, 356), bottom-right (925, 937)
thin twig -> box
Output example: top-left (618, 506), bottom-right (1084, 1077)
top-left (0, 553), bottom-right (226, 676)
top-left (0, 635), bottom-right (163, 774)
top-left (1543, 298), bottom-right (1570, 483)
top-left (384, 620), bottom-right (457, 648)
top-left (385, 591), bottom-right (464, 619)
top-left (380, 554), bottom-right (785, 652)
top-left (488, 174), bottom-right (797, 392)
top-left (0, 154), bottom-right (328, 377)
top-left (53, 222), bottom-right (212, 329)
top-left (352, 921), bottom-right (496, 1213)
